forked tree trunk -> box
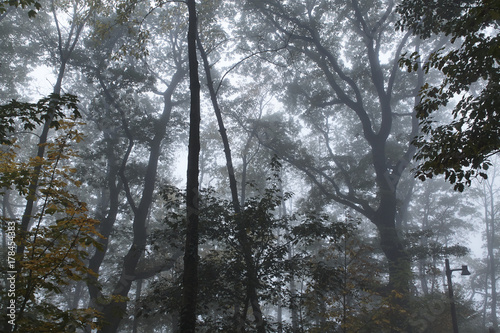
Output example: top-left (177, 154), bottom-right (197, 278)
top-left (97, 69), bottom-right (184, 333)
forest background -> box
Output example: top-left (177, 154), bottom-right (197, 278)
top-left (0, 0), bottom-right (499, 332)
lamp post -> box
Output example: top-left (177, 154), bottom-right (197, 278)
top-left (445, 259), bottom-right (471, 333)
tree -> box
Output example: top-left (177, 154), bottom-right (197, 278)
top-left (78, 4), bottom-right (188, 330)
top-left (197, 22), bottom-right (270, 333)
top-left (239, 1), bottom-right (425, 329)
top-left (180, 0), bottom-right (201, 331)
top-left (397, 0), bottom-right (500, 190)
top-left (0, 99), bottom-right (101, 332)
top-left (14, 0), bottom-right (98, 295)
top-left (138, 166), bottom-right (361, 332)
top-left (475, 156), bottom-right (500, 330)
top-left (404, 178), bottom-right (474, 296)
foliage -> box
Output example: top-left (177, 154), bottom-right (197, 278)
top-left (398, 0), bottom-right (500, 190)
top-left (0, 94), bottom-right (80, 145)
top-left (298, 233), bottom-right (372, 332)
top-left (0, 0), bottom-right (41, 18)
top-left (405, 229), bottom-right (470, 261)
top-left (408, 289), bottom-right (481, 333)
top-left (0, 100), bottom-right (102, 332)
top-left (141, 179), bottom-right (417, 332)
top-left (141, 170), bottom-right (359, 331)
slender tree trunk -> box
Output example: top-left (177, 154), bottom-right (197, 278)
top-left (180, 0), bottom-right (201, 331)
top-left (15, 53), bottom-right (71, 331)
top-left (483, 279), bottom-right (490, 328)
top-left (197, 31), bottom-right (266, 333)
top-left (277, 297), bottom-right (282, 333)
top-left (419, 185), bottom-right (431, 295)
top-left (85, 73), bottom-right (139, 317)
top-left (17, 59), bottom-right (66, 254)
top-left (486, 181), bottom-right (498, 330)
top-left (196, 37), bottom-right (239, 210)
top-left (241, 155), bottom-right (248, 207)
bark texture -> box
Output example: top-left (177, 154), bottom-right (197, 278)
top-left (180, 0), bottom-right (201, 331)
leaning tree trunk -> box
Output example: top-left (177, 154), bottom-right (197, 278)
top-left (197, 35), bottom-right (266, 333)
top-left (180, 0), bottom-right (201, 331)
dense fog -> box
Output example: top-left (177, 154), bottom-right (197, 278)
top-left (0, 0), bottom-right (499, 332)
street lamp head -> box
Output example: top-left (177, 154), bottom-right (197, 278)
top-left (461, 265), bottom-right (471, 276)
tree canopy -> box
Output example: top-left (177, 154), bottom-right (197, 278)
top-left (398, 0), bottom-right (500, 190)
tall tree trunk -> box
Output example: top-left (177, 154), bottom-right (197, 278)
top-left (180, 0), bottom-right (201, 331)
top-left (485, 179), bottom-right (498, 330)
top-left (196, 35), bottom-right (266, 333)
top-left (419, 183), bottom-right (431, 296)
top-left (371, 183), bottom-right (412, 332)
top-left (17, 60), bottom-right (66, 256)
